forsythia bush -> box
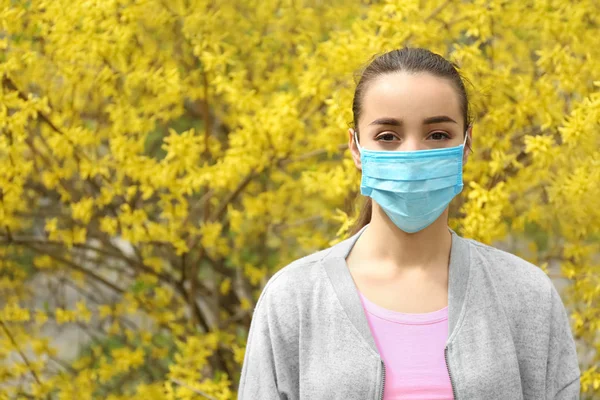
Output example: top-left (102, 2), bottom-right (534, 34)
top-left (0, 0), bottom-right (599, 398)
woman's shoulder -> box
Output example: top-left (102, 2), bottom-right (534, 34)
top-left (463, 236), bottom-right (554, 300)
top-left (257, 246), bottom-right (335, 303)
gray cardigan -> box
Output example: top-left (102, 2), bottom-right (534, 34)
top-left (238, 224), bottom-right (581, 399)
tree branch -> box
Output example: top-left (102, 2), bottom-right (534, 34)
top-left (21, 242), bottom-right (125, 294)
top-left (170, 378), bottom-right (218, 400)
top-left (209, 169), bottom-right (256, 223)
top-left (279, 143), bottom-right (347, 167)
top-left (0, 319), bottom-right (44, 387)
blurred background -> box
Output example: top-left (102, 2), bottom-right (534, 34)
top-left (0, 0), bottom-right (599, 398)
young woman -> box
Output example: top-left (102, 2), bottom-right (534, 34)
top-left (238, 48), bottom-right (580, 400)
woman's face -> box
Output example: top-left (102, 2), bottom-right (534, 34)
top-left (348, 71), bottom-right (471, 170)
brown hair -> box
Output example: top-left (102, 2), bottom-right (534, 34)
top-left (348, 48), bottom-right (473, 236)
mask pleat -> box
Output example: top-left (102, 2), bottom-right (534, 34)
top-left (361, 175), bottom-right (460, 193)
top-left (362, 157), bottom-right (462, 180)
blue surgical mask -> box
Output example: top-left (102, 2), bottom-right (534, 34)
top-left (354, 130), bottom-right (468, 233)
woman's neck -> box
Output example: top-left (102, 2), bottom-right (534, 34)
top-left (355, 205), bottom-right (452, 271)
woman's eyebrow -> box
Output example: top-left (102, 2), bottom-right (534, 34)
top-left (423, 115), bottom-right (457, 125)
top-left (368, 117), bottom-right (402, 126)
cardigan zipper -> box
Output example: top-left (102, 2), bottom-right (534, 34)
top-left (379, 360), bottom-right (386, 399)
top-left (444, 346), bottom-right (457, 399)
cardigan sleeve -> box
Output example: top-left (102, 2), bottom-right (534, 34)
top-left (237, 288), bottom-right (282, 399)
top-left (237, 271), bottom-right (298, 400)
top-left (545, 283), bottom-right (581, 399)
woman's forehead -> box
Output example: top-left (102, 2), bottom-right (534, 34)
top-left (361, 72), bottom-right (462, 125)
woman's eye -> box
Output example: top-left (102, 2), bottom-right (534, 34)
top-left (429, 132), bottom-right (450, 141)
top-left (376, 133), bottom-right (397, 142)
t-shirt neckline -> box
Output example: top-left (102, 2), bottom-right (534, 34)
top-left (358, 291), bottom-right (448, 325)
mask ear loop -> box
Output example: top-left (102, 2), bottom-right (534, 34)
top-left (461, 129), bottom-right (470, 169)
top-left (462, 130), bottom-right (468, 147)
top-left (353, 129), bottom-right (363, 155)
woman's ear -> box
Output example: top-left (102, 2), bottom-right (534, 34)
top-left (348, 128), bottom-right (362, 171)
top-left (463, 125), bottom-right (473, 165)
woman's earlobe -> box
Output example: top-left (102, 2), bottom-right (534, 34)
top-left (355, 157), bottom-right (362, 171)
top-left (463, 145), bottom-right (470, 165)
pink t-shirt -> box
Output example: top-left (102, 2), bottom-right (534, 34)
top-left (358, 291), bottom-right (454, 399)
